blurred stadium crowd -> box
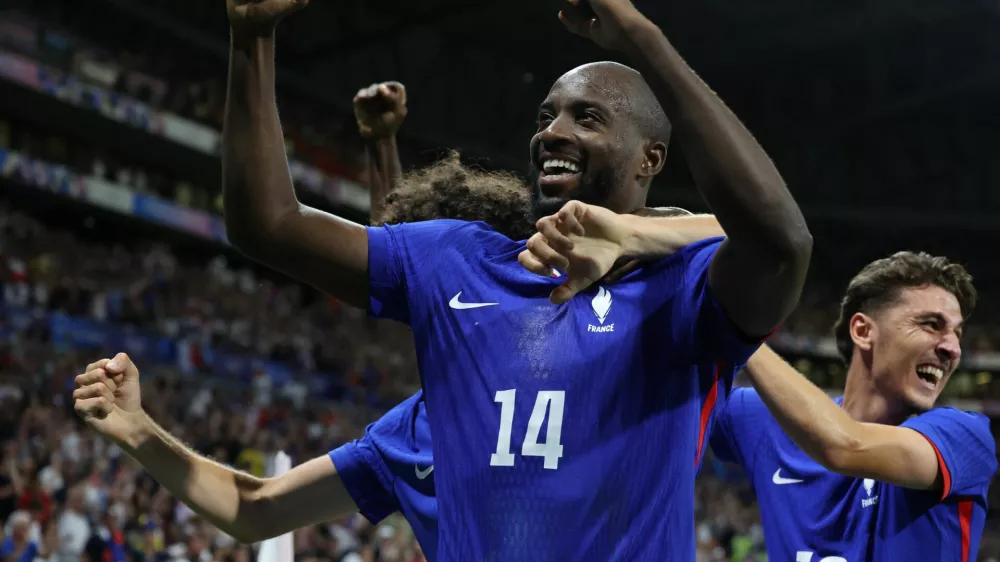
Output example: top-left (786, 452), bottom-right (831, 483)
top-left (0, 2), bottom-right (998, 562)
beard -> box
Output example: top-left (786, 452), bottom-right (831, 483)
top-left (528, 163), bottom-right (618, 222)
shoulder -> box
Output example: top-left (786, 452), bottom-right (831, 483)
top-left (905, 407), bottom-right (992, 436)
top-left (368, 391), bottom-right (425, 439)
top-left (370, 219), bottom-right (506, 244)
top-left (721, 386), bottom-right (768, 417)
top-left (729, 385), bottom-right (763, 404)
top-left (369, 220), bottom-right (519, 261)
top-left (640, 236), bottom-right (726, 278)
top-left (902, 407), bottom-right (996, 462)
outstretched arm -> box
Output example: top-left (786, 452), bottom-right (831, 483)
top-left (354, 82), bottom-right (407, 223)
top-left (618, 213), bottom-right (723, 259)
top-left (745, 345), bottom-right (943, 491)
top-left (124, 417), bottom-right (358, 543)
top-left (561, 0), bottom-right (812, 337)
top-left (74, 354), bottom-right (359, 544)
top-left (222, 0), bottom-right (369, 308)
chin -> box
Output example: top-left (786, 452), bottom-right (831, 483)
top-left (529, 196), bottom-right (566, 221)
top-left (902, 388), bottom-right (938, 415)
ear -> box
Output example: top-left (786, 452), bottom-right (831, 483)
top-left (849, 312), bottom-right (877, 353)
top-left (638, 141), bottom-right (667, 179)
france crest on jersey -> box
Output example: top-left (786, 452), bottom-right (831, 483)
top-left (329, 391), bottom-right (437, 560)
top-left (710, 389), bottom-right (997, 562)
top-left (367, 220), bottom-right (764, 561)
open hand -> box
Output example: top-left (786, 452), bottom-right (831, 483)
top-left (520, 201), bottom-right (631, 304)
top-left (227, 0), bottom-right (309, 36)
top-left (354, 82), bottom-right (408, 139)
top-left (558, 0), bottom-right (650, 52)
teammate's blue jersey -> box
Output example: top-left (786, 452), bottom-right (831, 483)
top-left (367, 220), bottom-right (763, 561)
top-left (329, 391), bottom-right (437, 560)
top-left (711, 388), bottom-right (997, 562)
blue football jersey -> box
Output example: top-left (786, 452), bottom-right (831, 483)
top-left (710, 389), bottom-right (997, 562)
top-left (328, 391), bottom-right (438, 560)
top-left (367, 220), bottom-right (763, 561)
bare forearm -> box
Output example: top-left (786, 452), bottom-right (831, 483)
top-left (366, 136), bottom-right (403, 223)
top-left (744, 346), bottom-right (862, 467)
top-left (745, 347), bottom-right (942, 487)
top-left (621, 214), bottom-right (723, 259)
top-left (619, 23), bottom-right (808, 256)
top-left (222, 33), bottom-right (299, 248)
top-left (122, 413), bottom-right (267, 543)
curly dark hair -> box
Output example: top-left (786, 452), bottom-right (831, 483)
top-left (373, 152), bottom-right (533, 240)
top-left (832, 251), bottom-right (977, 364)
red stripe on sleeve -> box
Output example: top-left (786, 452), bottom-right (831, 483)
top-left (917, 432), bottom-right (952, 500)
top-left (694, 362), bottom-right (725, 466)
top-left (959, 499), bottom-right (973, 562)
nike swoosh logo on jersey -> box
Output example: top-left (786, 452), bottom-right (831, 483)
top-left (415, 464), bottom-right (434, 480)
top-left (772, 469), bottom-right (804, 485)
top-left (449, 292), bottom-right (498, 310)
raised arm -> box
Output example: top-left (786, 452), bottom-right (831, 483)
top-left (744, 345), bottom-right (943, 490)
top-left (73, 354), bottom-right (359, 543)
top-left (560, 0), bottom-right (812, 336)
top-left (222, 0), bottom-right (369, 309)
top-left (353, 82), bottom-right (407, 223)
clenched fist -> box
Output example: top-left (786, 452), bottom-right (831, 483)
top-left (520, 201), bottom-right (632, 304)
top-left (227, 0), bottom-right (309, 36)
top-left (558, 0), bottom-right (650, 52)
top-left (73, 353), bottom-right (145, 446)
top-left (354, 82), bottom-right (408, 139)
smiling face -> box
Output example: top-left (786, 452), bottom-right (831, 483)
top-left (851, 285), bottom-right (965, 413)
top-left (835, 251), bottom-right (977, 416)
top-left (528, 62), bottom-right (667, 219)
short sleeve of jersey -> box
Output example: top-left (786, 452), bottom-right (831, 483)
top-left (709, 387), bottom-right (771, 473)
top-left (329, 435), bottom-right (399, 525)
top-left (366, 220), bottom-right (467, 324)
top-left (902, 407), bottom-right (998, 501)
top-left (671, 238), bottom-right (768, 367)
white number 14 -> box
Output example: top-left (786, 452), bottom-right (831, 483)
top-left (490, 389), bottom-right (565, 469)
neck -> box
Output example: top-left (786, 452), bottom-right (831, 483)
top-left (841, 354), bottom-right (909, 425)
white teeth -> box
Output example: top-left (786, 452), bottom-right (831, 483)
top-left (542, 159), bottom-right (580, 173)
top-left (916, 366), bottom-right (944, 381)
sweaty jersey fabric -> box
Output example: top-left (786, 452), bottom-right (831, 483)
top-left (710, 389), bottom-right (997, 562)
top-left (367, 220), bottom-right (763, 561)
top-left (329, 391), bottom-right (437, 560)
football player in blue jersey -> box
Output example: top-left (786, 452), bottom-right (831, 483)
top-left (710, 252), bottom-right (996, 562)
top-left (65, 158), bottom-right (539, 562)
top-left (524, 214), bottom-right (997, 560)
top-left (214, 0), bottom-right (812, 557)
top-left (69, 79), bottom-right (727, 562)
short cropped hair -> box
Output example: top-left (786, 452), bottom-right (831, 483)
top-left (832, 251), bottom-right (976, 363)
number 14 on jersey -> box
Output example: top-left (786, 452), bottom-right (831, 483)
top-left (490, 390), bottom-right (565, 469)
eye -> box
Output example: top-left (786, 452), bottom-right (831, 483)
top-left (536, 112), bottom-right (554, 127)
top-left (577, 110), bottom-right (601, 124)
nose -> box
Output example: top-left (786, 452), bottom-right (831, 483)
top-left (936, 332), bottom-right (962, 366)
top-left (538, 113), bottom-right (575, 147)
